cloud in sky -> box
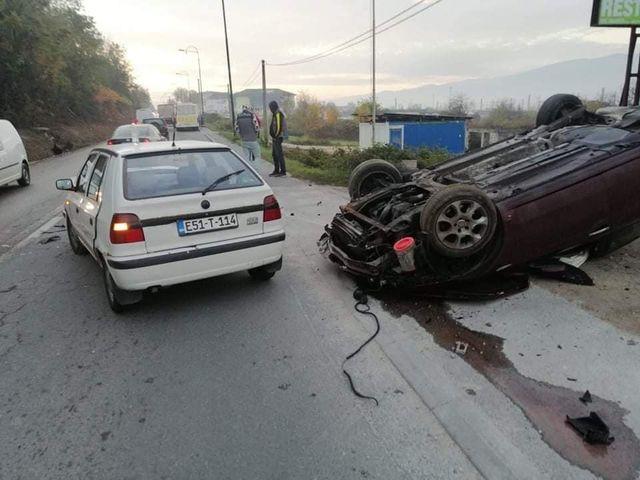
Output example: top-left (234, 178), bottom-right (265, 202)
top-left (82, 0), bottom-right (630, 103)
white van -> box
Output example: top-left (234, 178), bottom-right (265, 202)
top-left (0, 120), bottom-right (30, 188)
top-left (175, 103), bottom-right (199, 131)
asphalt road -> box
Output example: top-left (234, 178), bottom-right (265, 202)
top-left (1, 128), bottom-right (638, 480)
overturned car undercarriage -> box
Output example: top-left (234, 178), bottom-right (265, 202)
top-left (319, 95), bottom-right (640, 295)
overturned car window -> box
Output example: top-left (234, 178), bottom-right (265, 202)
top-left (124, 150), bottom-right (262, 200)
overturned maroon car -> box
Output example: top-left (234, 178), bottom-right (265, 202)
top-left (319, 95), bottom-right (640, 289)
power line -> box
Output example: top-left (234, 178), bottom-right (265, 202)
top-left (268, 0), bottom-right (429, 67)
top-left (240, 62), bottom-right (261, 89)
top-left (267, 0), bottom-right (445, 67)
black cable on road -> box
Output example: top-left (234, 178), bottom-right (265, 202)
top-left (342, 288), bottom-right (381, 406)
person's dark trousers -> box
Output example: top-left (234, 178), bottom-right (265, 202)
top-left (272, 137), bottom-right (286, 174)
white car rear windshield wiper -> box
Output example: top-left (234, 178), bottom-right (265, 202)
top-left (202, 169), bottom-right (245, 195)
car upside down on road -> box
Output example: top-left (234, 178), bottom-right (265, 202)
top-left (319, 94), bottom-right (640, 290)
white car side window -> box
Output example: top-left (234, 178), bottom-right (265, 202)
top-left (77, 153), bottom-right (98, 195)
top-left (87, 154), bottom-right (109, 201)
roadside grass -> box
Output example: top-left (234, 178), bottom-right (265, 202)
top-left (279, 145), bottom-right (451, 186)
top-left (286, 135), bottom-right (358, 148)
top-left (206, 121), bottom-right (450, 186)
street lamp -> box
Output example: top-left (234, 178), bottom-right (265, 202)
top-left (179, 46), bottom-right (205, 125)
top-left (176, 71), bottom-right (191, 92)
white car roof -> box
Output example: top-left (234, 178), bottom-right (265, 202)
top-left (99, 140), bottom-right (230, 157)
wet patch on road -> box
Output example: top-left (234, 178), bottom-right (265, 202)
top-left (379, 294), bottom-right (640, 480)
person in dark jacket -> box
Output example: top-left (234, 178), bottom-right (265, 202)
top-left (269, 100), bottom-right (287, 177)
top-left (235, 105), bottom-right (261, 162)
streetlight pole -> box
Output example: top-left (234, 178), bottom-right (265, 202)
top-left (179, 46), bottom-right (205, 125)
top-left (221, 0), bottom-right (236, 133)
top-left (371, 0), bottom-right (376, 147)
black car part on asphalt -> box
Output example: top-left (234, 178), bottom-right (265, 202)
top-left (566, 412), bottom-right (615, 445)
top-left (342, 288), bottom-right (381, 406)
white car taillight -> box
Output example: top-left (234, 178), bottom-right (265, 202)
top-left (263, 195), bottom-right (281, 222)
top-left (110, 213), bottom-right (145, 244)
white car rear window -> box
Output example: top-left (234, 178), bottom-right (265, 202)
top-left (123, 150), bottom-right (262, 200)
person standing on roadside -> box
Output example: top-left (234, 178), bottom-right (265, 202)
top-left (235, 105), bottom-right (261, 162)
top-left (269, 100), bottom-right (287, 177)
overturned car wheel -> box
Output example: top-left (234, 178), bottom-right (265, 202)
top-left (536, 94), bottom-right (583, 127)
top-left (420, 185), bottom-right (498, 258)
top-left (348, 159), bottom-right (402, 200)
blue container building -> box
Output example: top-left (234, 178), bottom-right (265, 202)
top-left (358, 112), bottom-right (471, 154)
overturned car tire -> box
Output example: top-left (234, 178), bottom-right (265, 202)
top-left (348, 159), bottom-right (402, 200)
top-left (420, 185), bottom-right (498, 258)
top-left (536, 94), bottom-right (583, 127)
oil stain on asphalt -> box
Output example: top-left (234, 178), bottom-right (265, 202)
top-left (379, 294), bottom-right (640, 480)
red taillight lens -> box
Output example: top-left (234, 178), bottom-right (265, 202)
top-left (110, 214), bottom-right (145, 244)
top-left (140, 138), bottom-right (150, 143)
top-left (263, 195), bottom-right (281, 222)
top-left (107, 139), bottom-right (115, 145)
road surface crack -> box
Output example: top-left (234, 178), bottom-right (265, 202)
top-left (0, 303), bottom-right (26, 328)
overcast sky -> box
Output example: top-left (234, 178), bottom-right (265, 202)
top-left (82, 0), bottom-right (630, 104)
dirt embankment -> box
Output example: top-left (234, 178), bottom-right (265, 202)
top-left (19, 118), bottom-right (128, 162)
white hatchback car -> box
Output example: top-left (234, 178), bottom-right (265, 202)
top-left (56, 141), bottom-right (284, 312)
top-left (0, 119), bottom-right (30, 188)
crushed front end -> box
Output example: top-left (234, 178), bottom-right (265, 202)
top-left (320, 183), bottom-right (492, 288)
top-left (320, 184), bottom-right (426, 282)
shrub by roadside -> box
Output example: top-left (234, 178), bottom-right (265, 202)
top-left (281, 144), bottom-right (451, 186)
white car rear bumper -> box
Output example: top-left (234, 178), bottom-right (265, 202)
top-left (107, 231), bottom-right (285, 290)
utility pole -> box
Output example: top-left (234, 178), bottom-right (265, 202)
top-left (221, 0), bottom-right (236, 133)
top-left (179, 46), bottom-right (205, 125)
top-left (261, 60), bottom-right (268, 144)
top-left (371, 0), bottom-right (376, 147)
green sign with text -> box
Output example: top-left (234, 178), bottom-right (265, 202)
top-left (592, 0), bottom-right (640, 26)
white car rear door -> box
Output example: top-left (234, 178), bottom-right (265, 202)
top-left (68, 153), bottom-right (98, 241)
top-left (0, 137), bottom-right (8, 185)
top-left (76, 153), bottom-right (109, 248)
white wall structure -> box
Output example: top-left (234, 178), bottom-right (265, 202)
top-left (359, 122), bottom-right (390, 148)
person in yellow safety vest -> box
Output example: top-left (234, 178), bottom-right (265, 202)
top-left (269, 101), bottom-right (287, 177)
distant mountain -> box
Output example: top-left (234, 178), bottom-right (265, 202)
top-left (334, 54), bottom-right (627, 110)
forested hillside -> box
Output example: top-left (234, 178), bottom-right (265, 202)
top-left (0, 0), bottom-right (149, 127)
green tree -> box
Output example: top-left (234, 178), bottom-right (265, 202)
top-left (354, 99), bottom-right (384, 119)
top-left (445, 94), bottom-right (472, 117)
top-left (173, 88), bottom-right (200, 104)
top-left (0, 0), bottom-right (149, 126)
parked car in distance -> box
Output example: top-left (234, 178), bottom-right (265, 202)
top-left (142, 117), bottom-right (170, 138)
top-left (135, 108), bottom-right (157, 123)
top-left (0, 119), bottom-right (30, 188)
top-left (55, 141), bottom-right (285, 312)
top-left (108, 124), bottom-right (165, 145)
top-left (321, 94), bottom-right (640, 288)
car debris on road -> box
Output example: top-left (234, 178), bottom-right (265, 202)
top-left (566, 412), bottom-right (615, 445)
top-left (320, 94), bottom-right (640, 294)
